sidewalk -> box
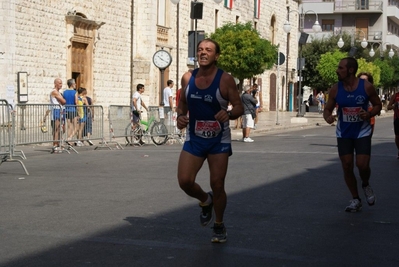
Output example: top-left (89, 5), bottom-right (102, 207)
top-left (231, 105), bottom-right (390, 138)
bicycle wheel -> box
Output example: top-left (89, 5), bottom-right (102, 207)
top-left (150, 122), bottom-right (168, 145)
top-left (125, 123), bottom-right (143, 145)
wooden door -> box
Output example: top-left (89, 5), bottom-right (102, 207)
top-left (71, 42), bottom-right (88, 89)
top-left (356, 19), bottom-right (369, 40)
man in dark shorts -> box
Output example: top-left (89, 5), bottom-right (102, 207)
top-left (176, 38), bottom-right (243, 243)
top-left (323, 57), bottom-right (382, 212)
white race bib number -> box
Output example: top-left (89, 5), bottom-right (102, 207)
top-left (342, 107), bottom-right (363, 122)
top-left (194, 120), bottom-right (221, 138)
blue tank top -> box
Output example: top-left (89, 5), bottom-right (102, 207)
top-left (63, 89), bottom-right (76, 112)
top-left (185, 68), bottom-right (230, 143)
top-left (336, 79), bottom-right (371, 138)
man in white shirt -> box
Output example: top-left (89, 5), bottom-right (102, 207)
top-left (132, 83), bottom-right (148, 126)
top-left (163, 80), bottom-right (174, 121)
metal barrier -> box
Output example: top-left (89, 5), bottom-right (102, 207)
top-left (0, 100), bottom-right (29, 175)
top-left (107, 105), bottom-right (131, 148)
top-left (62, 105), bottom-right (107, 150)
top-left (162, 109), bottom-right (184, 144)
top-left (13, 104), bottom-right (106, 152)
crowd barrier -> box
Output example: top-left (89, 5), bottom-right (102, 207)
top-left (13, 104), bottom-right (106, 151)
top-left (2, 102), bottom-right (184, 175)
top-left (107, 105), bottom-right (131, 148)
top-left (162, 110), bottom-right (184, 144)
top-left (0, 100), bottom-right (29, 175)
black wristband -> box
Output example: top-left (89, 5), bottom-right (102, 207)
top-left (177, 114), bottom-right (185, 119)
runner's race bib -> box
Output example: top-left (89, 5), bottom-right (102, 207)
top-left (342, 107), bottom-right (363, 122)
top-left (195, 120), bottom-right (221, 138)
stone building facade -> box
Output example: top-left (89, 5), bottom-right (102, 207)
top-left (0, 0), bottom-right (300, 112)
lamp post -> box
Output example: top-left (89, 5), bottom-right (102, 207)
top-left (368, 42), bottom-right (395, 59)
top-left (283, 8), bottom-right (321, 117)
top-left (171, 0), bottom-right (223, 69)
top-left (337, 29), bottom-right (368, 49)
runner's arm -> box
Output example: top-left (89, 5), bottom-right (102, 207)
top-left (323, 85), bottom-right (337, 124)
top-left (216, 73), bottom-right (243, 122)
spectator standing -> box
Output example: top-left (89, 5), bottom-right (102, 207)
top-left (76, 87), bottom-right (88, 147)
top-left (84, 95), bottom-right (94, 146)
top-left (163, 80), bottom-right (174, 122)
top-left (241, 85), bottom-right (257, 142)
top-left (176, 38), bottom-right (243, 243)
top-left (64, 79), bottom-right (78, 144)
top-left (50, 78), bottom-right (66, 152)
top-left (251, 84), bottom-right (260, 129)
top-left (308, 94), bottom-right (313, 106)
top-left (323, 57), bottom-right (382, 212)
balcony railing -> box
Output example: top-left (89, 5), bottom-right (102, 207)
top-left (334, 1), bottom-right (383, 12)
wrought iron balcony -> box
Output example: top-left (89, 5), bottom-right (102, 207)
top-left (334, 0), bottom-right (383, 13)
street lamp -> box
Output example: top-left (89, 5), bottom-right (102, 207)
top-left (283, 8), bottom-right (321, 117)
top-left (369, 42), bottom-right (395, 59)
top-left (171, 0), bottom-right (222, 68)
top-left (336, 29), bottom-right (368, 49)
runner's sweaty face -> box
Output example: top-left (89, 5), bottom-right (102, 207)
top-left (197, 41), bottom-right (219, 67)
top-left (336, 59), bottom-right (350, 81)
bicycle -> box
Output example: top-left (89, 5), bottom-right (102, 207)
top-left (125, 111), bottom-right (168, 146)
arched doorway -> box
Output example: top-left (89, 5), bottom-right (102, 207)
top-left (66, 13), bottom-right (105, 95)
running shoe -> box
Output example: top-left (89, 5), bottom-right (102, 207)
top-left (345, 199), bottom-right (362, 212)
top-left (199, 192), bottom-right (213, 226)
top-left (211, 222), bottom-right (227, 243)
top-left (243, 137), bottom-right (254, 143)
top-left (363, 185), bottom-right (376, 206)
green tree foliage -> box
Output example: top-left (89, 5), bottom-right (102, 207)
top-left (381, 55), bottom-right (399, 89)
top-left (301, 34), bottom-right (344, 91)
top-left (210, 22), bottom-right (277, 87)
top-left (301, 32), bottom-right (391, 90)
top-left (373, 59), bottom-right (394, 88)
top-left (357, 58), bottom-right (381, 86)
top-left (316, 50), bottom-right (347, 87)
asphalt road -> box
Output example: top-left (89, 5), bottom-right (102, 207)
top-left (0, 116), bottom-right (398, 267)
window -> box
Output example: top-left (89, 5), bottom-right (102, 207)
top-left (215, 9), bottom-right (219, 31)
top-left (157, 0), bottom-right (166, 26)
top-left (322, 19), bottom-right (335, 32)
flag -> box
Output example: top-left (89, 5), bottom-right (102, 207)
top-left (254, 0), bottom-right (260, 18)
top-left (224, 0), bottom-right (233, 9)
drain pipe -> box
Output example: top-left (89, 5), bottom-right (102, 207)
top-left (175, 3), bottom-right (180, 96)
top-left (130, 0), bottom-right (135, 107)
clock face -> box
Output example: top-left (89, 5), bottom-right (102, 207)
top-left (153, 50), bottom-right (172, 69)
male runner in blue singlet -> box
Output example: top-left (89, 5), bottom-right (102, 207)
top-left (176, 39), bottom-right (243, 243)
top-left (323, 57), bottom-right (382, 212)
